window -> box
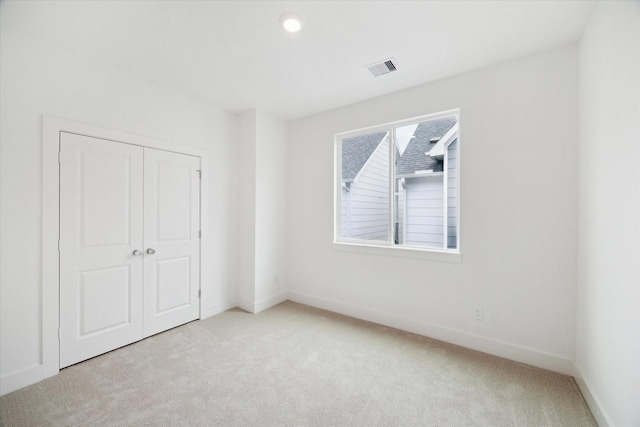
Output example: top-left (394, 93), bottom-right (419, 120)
top-left (335, 110), bottom-right (460, 253)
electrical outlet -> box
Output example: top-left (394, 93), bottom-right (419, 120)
top-left (473, 306), bottom-right (484, 321)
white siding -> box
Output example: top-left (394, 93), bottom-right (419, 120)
top-left (341, 187), bottom-right (349, 236)
top-left (396, 184), bottom-right (405, 244)
top-left (341, 138), bottom-right (389, 241)
top-left (447, 140), bottom-right (458, 249)
top-left (404, 175), bottom-right (444, 248)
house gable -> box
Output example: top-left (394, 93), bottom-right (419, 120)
top-left (396, 117), bottom-right (457, 176)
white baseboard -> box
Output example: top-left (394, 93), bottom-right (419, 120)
top-left (573, 362), bottom-right (613, 427)
top-left (201, 301), bottom-right (235, 319)
top-left (254, 291), bottom-right (288, 314)
top-left (287, 290), bottom-right (573, 375)
top-left (3, 301), bottom-right (233, 396)
top-left (2, 292), bottom-right (578, 399)
top-left (0, 364), bottom-right (45, 396)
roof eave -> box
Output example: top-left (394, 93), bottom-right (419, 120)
top-left (427, 122), bottom-right (458, 159)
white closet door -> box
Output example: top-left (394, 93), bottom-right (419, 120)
top-left (59, 133), bottom-right (144, 368)
top-left (143, 148), bottom-right (200, 337)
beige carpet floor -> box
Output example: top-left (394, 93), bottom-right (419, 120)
top-left (1, 301), bottom-right (596, 426)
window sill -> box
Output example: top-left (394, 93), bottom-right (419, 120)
top-left (333, 241), bottom-right (461, 263)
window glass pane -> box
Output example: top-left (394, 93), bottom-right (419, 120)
top-left (336, 111), bottom-right (459, 252)
top-left (394, 116), bottom-right (458, 249)
top-left (340, 131), bottom-right (390, 242)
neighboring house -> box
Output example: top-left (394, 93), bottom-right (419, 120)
top-left (340, 131), bottom-right (390, 241)
top-left (397, 117), bottom-right (458, 249)
top-left (340, 117), bottom-right (458, 249)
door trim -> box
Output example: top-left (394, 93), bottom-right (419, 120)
top-left (43, 115), bottom-right (208, 379)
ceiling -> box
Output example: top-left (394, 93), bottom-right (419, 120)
top-left (0, 0), bottom-right (596, 120)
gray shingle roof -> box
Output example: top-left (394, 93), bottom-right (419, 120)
top-left (340, 117), bottom-right (456, 181)
top-left (341, 131), bottom-right (387, 182)
top-left (396, 117), bottom-right (457, 175)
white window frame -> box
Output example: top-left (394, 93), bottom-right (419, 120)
top-left (334, 109), bottom-right (461, 262)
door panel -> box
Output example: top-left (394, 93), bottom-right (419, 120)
top-left (156, 162), bottom-right (192, 241)
top-left (60, 133), bottom-right (144, 368)
top-left (143, 148), bottom-right (200, 337)
top-left (79, 265), bottom-right (131, 336)
top-left (156, 257), bottom-right (191, 313)
top-left (80, 150), bottom-right (132, 247)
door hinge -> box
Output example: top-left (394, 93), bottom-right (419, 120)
top-left (58, 240), bottom-right (61, 252)
top-left (198, 289), bottom-right (201, 299)
top-left (196, 170), bottom-right (202, 179)
top-left (58, 152), bottom-right (62, 163)
top-left (58, 328), bottom-right (61, 339)
top-left (198, 230), bottom-right (201, 239)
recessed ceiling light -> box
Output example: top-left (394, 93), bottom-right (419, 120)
top-left (281, 14), bottom-right (302, 33)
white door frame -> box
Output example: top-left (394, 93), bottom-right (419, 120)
top-left (42, 115), bottom-right (208, 379)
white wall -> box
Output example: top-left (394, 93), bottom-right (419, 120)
top-left (254, 111), bottom-right (288, 310)
top-left (287, 45), bottom-right (579, 374)
top-left (0, 25), bottom-right (237, 394)
top-left (236, 111), bottom-right (257, 311)
top-left (236, 110), bottom-right (288, 313)
top-left (576, 2), bottom-right (640, 426)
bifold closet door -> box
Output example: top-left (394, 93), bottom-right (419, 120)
top-left (60, 133), bottom-right (201, 368)
top-left (142, 148), bottom-right (200, 337)
top-left (59, 133), bottom-right (144, 368)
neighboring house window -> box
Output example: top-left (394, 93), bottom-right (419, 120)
top-left (336, 110), bottom-right (460, 252)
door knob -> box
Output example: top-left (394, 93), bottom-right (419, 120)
top-left (132, 250), bottom-right (142, 256)
top-left (146, 248), bottom-right (156, 255)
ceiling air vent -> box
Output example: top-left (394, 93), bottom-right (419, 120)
top-left (366, 58), bottom-right (398, 77)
